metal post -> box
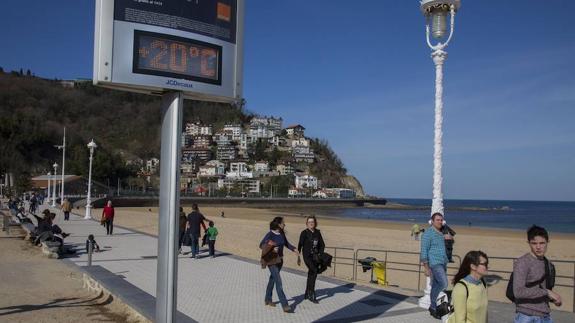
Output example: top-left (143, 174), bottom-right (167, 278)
top-left (52, 164), bottom-right (58, 207)
top-left (156, 92), bottom-right (183, 323)
top-left (47, 172), bottom-right (51, 205)
top-left (88, 239), bottom-right (93, 266)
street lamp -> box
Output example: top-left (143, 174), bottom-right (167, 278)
top-left (52, 163), bottom-right (58, 207)
top-left (47, 172), bottom-right (51, 205)
top-left (85, 139), bottom-right (97, 219)
top-left (55, 127), bottom-right (66, 204)
top-left (418, 0), bottom-right (461, 310)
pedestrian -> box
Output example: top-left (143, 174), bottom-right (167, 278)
top-left (420, 212), bottom-right (449, 319)
top-left (511, 225), bottom-right (561, 323)
top-left (186, 203), bottom-right (209, 258)
top-left (221, 211), bottom-right (225, 218)
top-left (101, 200), bottom-right (115, 235)
top-left (411, 223), bottom-right (423, 240)
top-left (29, 193), bottom-right (38, 214)
top-left (442, 222), bottom-right (456, 263)
top-left (297, 215), bottom-right (325, 304)
top-left (260, 217), bottom-right (299, 313)
top-left (62, 198), bottom-right (72, 221)
top-left (206, 221), bottom-right (218, 258)
top-left (448, 250), bottom-right (489, 323)
top-left (178, 206), bottom-right (188, 254)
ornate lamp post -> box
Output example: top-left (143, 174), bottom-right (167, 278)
top-left (85, 139), bottom-right (97, 219)
top-left (418, 0), bottom-right (461, 309)
top-left (47, 172), bottom-right (51, 205)
top-left (52, 163), bottom-right (58, 207)
top-left (55, 127), bottom-right (66, 204)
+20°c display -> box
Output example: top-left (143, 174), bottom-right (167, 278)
top-left (133, 30), bottom-right (222, 85)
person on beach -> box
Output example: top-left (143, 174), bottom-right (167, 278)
top-left (206, 221), bottom-right (218, 258)
top-left (448, 251), bottom-right (489, 323)
top-left (186, 203), bottom-right (209, 258)
top-left (442, 222), bottom-right (456, 263)
top-left (297, 215), bottom-right (325, 304)
top-left (61, 198), bottom-right (72, 221)
top-left (421, 212), bottom-right (449, 319)
top-left (101, 200), bottom-right (115, 235)
top-left (260, 217), bottom-right (299, 313)
top-left (411, 223), bottom-right (424, 240)
top-left (512, 225), bottom-right (561, 323)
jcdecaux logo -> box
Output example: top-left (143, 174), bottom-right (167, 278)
top-left (166, 80), bottom-right (193, 89)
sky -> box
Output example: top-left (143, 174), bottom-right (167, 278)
top-left (0, 1), bottom-right (574, 202)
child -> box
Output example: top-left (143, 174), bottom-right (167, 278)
top-left (86, 234), bottom-right (100, 253)
top-left (206, 221), bottom-right (218, 258)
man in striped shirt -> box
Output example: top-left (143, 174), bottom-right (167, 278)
top-left (420, 212), bottom-right (449, 319)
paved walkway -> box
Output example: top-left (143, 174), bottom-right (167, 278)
top-left (41, 205), bottom-right (575, 323)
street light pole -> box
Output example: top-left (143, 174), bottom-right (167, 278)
top-left (418, 0), bottom-right (460, 310)
top-left (52, 163), bottom-right (58, 207)
top-left (55, 128), bottom-right (66, 204)
top-left (85, 139), bottom-right (97, 219)
top-left (47, 172), bottom-right (51, 205)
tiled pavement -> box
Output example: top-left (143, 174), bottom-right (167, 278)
top-left (41, 205), bottom-right (575, 323)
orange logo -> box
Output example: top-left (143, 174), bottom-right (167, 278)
top-left (217, 2), bottom-right (231, 22)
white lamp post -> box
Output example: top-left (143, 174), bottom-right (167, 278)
top-left (85, 139), bottom-right (97, 219)
top-left (52, 163), bottom-right (58, 207)
top-left (47, 172), bottom-right (51, 205)
top-left (55, 127), bottom-right (66, 204)
top-left (418, 0), bottom-right (461, 310)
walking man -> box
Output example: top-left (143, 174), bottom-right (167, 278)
top-left (186, 203), bottom-right (209, 259)
top-left (420, 212), bottom-right (449, 319)
top-left (512, 225), bottom-right (561, 323)
top-left (62, 198), bottom-right (72, 221)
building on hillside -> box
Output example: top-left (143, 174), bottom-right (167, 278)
top-left (276, 164), bottom-right (295, 175)
top-left (253, 161), bottom-right (269, 172)
top-left (288, 187), bottom-right (306, 198)
top-left (293, 146), bottom-right (315, 163)
top-left (285, 124), bottom-right (305, 138)
top-left (226, 162), bottom-right (252, 179)
top-left (192, 135), bottom-right (211, 148)
top-left (213, 132), bottom-right (232, 145)
top-left (200, 125), bottom-right (213, 136)
top-left (295, 174), bottom-right (318, 189)
top-left (181, 132), bottom-right (193, 148)
top-left (223, 124), bottom-right (243, 141)
top-left (290, 137), bottom-right (310, 147)
top-left (217, 144), bottom-right (237, 161)
top-left (198, 160), bottom-right (226, 177)
top-left (217, 178), bottom-right (260, 194)
top-left (146, 158), bottom-right (160, 174)
top-left (185, 122), bottom-right (201, 135)
top-left (182, 148), bottom-right (212, 164)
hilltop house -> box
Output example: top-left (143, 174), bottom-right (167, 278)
top-left (295, 174), bottom-right (318, 189)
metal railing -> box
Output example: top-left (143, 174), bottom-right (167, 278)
top-left (324, 246), bottom-right (356, 279)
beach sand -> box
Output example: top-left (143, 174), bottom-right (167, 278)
top-left (95, 205), bottom-right (575, 312)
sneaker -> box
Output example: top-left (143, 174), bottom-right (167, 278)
top-left (62, 233), bottom-right (70, 238)
top-left (282, 305), bottom-right (293, 313)
top-left (265, 301), bottom-right (276, 307)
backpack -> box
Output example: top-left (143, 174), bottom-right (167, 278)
top-left (440, 279), bottom-right (486, 320)
top-left (506, 257), bottom-right (555, 302)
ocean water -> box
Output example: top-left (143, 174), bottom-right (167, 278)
top-left (331, 199), bottom-right (575, 234)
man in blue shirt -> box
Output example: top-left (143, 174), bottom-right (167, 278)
top-left (420, 212), bottom-right (448, 319)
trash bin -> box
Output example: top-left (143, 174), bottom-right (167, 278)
top-left (371, 261), bottom-right (387, 286)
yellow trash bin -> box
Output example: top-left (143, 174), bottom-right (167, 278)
top-left (371, 261), bottom-right (387, 286)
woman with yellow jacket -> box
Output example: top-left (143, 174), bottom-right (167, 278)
top-left (449, 251), bottom-right (489, 323)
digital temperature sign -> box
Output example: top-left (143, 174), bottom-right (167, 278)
top-left (133, 31), bottom-right (222, 85)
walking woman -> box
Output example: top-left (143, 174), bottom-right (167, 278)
top-left (259, 217), bottom-right (299, 313)
top-left (448, 250), bottom-right (489, 323)
top-left (101, 200), bottom-right (115, 235)
top-left (298, 216), bottom-right (325, 303)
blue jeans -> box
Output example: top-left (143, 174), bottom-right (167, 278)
top-left (514, 313), bottom-right (553, 323)
top-left (430, 264), bottom-right (448, 311)
top-left (265, 262), bottom-right (288, 307)
top-left (190, 233), bottom-right (200, 257)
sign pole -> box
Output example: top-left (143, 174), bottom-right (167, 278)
top-left (156, 92), bottom-right (183, 323)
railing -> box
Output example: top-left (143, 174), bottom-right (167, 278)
top-left (323, 248), bottom-right (575, 312)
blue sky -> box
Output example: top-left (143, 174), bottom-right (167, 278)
top-left (1, 1), bottom-right (574, 201)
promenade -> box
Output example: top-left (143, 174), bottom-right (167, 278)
top-left (42, 205), bottom-right (575, 323)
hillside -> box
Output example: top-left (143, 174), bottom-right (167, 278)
top-left (0, 70), bottom-right (362, 196)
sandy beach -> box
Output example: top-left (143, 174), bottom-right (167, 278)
top-left (95, 205), bottom-right (575, 312)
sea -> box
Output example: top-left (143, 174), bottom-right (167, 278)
top-left (330, 199), bottom-right (575, 234)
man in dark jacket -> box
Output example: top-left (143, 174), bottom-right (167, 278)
top-left (186, 203), bottom-right (209, 258)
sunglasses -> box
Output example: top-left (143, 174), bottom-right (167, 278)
top-left (477, 262), bottom-right (489, 268)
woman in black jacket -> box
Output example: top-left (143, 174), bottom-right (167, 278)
top-left (298, 216), bottom-right (325, 303)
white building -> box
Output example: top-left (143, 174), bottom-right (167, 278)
top-left (200, 125), bottom-right (213, 136)
top-left (291, 137), bottom-right (310, 148)
top-left (197, 160), bottom-right (225, 178)
top-left (276, 164), bottom-right (295, 175)
top-left (185, 122), bottom-right (201, 135)
top-left (146, 158), bottom-right (160, 174)
top-left (223, 124), bottom-right (243, 141)
top-left (285, 124), bottom-right (305, 138)
top-left (226, 162), bottom-right (253, 179)
top-left (253, 161), bottom-right (269, 172)
top-left (295, 174), bottom-right (318, 189)
top-left (217, 178), bottom-right (260, 194)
